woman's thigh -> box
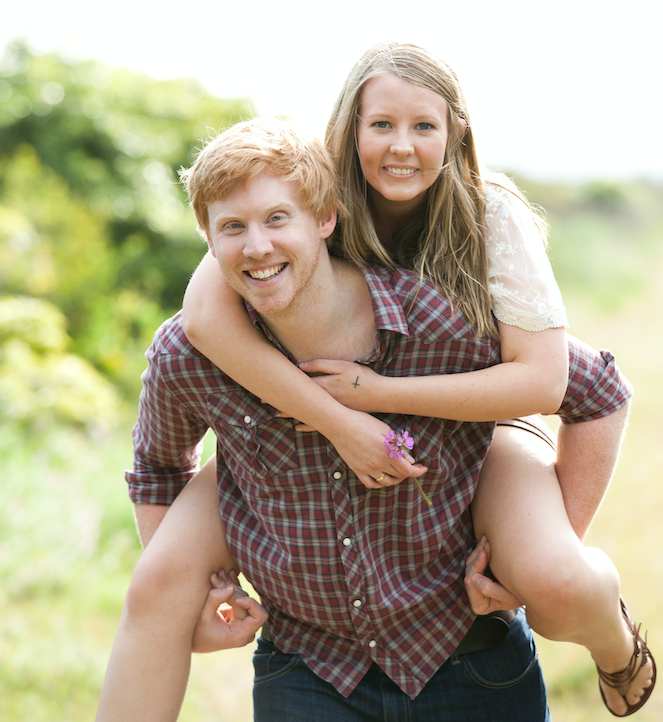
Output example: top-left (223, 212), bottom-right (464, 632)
top-left (470, 424), bottom-right (583, 601)
top-left (134, 456), bottom-right (237, 603)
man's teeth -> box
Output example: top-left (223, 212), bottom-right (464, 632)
top-left (249, 264), bottom-right (285, 280)
top-left (386, 167), bottom-right (416, 175)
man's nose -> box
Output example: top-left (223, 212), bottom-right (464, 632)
top-left (243, 227), bottom-right (274, 258)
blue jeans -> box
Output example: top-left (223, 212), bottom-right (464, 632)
top-left (252, 609), bottom-right (550, 722)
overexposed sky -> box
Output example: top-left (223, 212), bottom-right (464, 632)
top-left (2, 0), bottom-right (662, 181)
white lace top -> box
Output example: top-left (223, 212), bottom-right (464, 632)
top-left (485, 183), bottom-right (568, 331)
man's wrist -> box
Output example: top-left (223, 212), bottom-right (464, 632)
top-left (133, 503), bottom-right (170, 548)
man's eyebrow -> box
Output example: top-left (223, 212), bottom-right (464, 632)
top-left (213, 214), bottom-right (237, 233)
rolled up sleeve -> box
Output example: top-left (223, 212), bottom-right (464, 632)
top-left (558, 335), bottom-right (633, 424)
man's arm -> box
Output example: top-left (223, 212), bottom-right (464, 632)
top-left (133, 503), bottom-right (170, 548)
top-left (555, 402), bottom-right (630, 540)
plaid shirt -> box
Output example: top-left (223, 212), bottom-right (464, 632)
top-left (127, 265), bottom-right (631, 699)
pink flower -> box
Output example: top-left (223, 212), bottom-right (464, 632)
top-left (384, 429), bottom-right (414, 459)
top-left (383, 429), bottom-right (431, 505)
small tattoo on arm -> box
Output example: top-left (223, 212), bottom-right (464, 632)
top-left (352, 377), bottom-right (360, 388)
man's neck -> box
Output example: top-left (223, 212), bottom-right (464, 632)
top-left (258, 258), bottom-right (376, 364)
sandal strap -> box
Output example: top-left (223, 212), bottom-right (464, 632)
top-left (596, 624), bottom-right (648, 696)
top-left (596, 598), bottom-right (652, 697)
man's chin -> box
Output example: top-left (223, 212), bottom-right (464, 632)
top-left (245, 293), bottom-right (293, 319)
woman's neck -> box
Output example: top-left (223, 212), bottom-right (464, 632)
top-left (367, 186), bottom-right (426, 249)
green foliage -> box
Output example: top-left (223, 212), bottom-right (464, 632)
top-left (0, 40), bottom-right (254, 398)
top-left (518, 178), bottom-right (663, 314)
top-left (0, 296), bottom-right (120, 428)
top-left (0, 423), bottom-right (141, 721)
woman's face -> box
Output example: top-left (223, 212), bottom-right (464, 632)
top-left (357, 73), bottom-right (449, 210)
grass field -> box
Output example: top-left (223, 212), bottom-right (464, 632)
top-left (1, 264), bottom-right (662, 721)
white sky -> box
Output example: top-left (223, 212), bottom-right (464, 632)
top-left (2, 0), bottom-right (662, 182)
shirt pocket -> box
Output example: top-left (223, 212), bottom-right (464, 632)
top-left (406, 415), bottom-right (462, 474)
top-left (206, 392), bottom-right (299, 480)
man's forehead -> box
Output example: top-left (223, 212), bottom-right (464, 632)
top-left (208, 171), bottom-right (308, 219)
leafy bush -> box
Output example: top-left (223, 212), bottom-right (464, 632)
top-left (0, 296), bottom-right (120, 428)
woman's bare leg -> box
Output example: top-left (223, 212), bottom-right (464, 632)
top-left (96, 457), bottom-right (237, 722)
top-left (471, 425), bottom-right (653, 716)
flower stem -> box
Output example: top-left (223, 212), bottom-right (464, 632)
top-left (412, 476), bottom-right (432, 506)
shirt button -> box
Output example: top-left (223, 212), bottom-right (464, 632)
top-left (353, 599), bottom-right (362, 608)
top-left (333, 471), bottom-right (342, 480)
top-left (368, 640), bottom-right (377, 648)
top-left (243, 415), bottom-right (252, 424)
top-left (342, 537), bottom-right (352, 547)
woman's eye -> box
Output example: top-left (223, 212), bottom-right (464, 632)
top-left (416, 122), bottom-right (434, 130)
top-left (270, 214), bottom-right (284, 223)
top-left (373, 121), bottom-right (390, 129)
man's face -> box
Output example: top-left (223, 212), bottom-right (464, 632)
top-left (206, 171), bottom-right (336, 319)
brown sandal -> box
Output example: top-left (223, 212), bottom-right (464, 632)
top-left (596, 598), bottom-right (656, 717)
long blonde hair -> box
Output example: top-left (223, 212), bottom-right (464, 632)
top-left (327, 42), bottom-right (502, 336)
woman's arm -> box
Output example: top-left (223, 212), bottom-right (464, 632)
top-left (182, 253), bottom-right (426, 486)
top-left (301, 322), bottom-right (569, 421)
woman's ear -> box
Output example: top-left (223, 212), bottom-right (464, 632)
top-left (457, 116), bottom-right (468, 139)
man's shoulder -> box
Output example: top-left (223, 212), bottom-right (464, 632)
top-left (150, 311), bottom-right (195, 356)
top-left (363, 265), bottom-right (480, 342)
top-left (363, 264), bottom-right (442, 308)
top-left (148, 311), bottom-right (218, 380)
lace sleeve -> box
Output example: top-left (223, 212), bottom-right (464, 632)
top-left (485, 183), bottom-right (568, 332)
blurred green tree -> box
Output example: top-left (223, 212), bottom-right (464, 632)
top-left (0, 40), bottom-right (254, 397)
top-left (0, 296), bottom-right (120, 429)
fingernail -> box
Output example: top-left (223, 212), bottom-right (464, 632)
top-left (299, 362), bottom-right (308, 369)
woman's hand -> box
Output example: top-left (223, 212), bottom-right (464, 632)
top-left (298, 359), bottom-right (386, 413)
top-left (273, 402), bottom-right (428, 490)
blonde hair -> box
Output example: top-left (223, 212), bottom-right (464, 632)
top-left (326, 41), bottom-right (542, 337)
top-left (181, 117), bottom-right (344, 238)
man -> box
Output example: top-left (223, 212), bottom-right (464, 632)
top-left (116, 118), bottom-right (631, 721)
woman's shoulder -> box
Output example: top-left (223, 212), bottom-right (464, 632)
top-left (483, 174), bottom-right (530, 218)
top-left (483, 173), bottom-right (547, 251)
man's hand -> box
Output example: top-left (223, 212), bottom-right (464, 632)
top-left (192, 570), bottom-right (268, 653)
top-left (465, 536), bottom-right (523, 615)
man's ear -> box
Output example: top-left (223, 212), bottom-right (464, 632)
top-left (319, 209), bottom-right (338, 240)
top-left (204, 231), bottom-right (217, 259)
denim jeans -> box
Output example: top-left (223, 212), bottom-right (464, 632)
top-left (252, 609), bottom-right (550, 722)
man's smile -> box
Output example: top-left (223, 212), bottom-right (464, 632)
top-left (246, 263), bottom-right (287, 280)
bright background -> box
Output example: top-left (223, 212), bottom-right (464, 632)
top-left (1, 2), bottom-right (662, 721)
top-left (3, 0), bottom-right (662, 181)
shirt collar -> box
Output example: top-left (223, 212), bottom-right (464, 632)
top-left (244, 264), bottom-right (411, 359)
top-left (360, 265), bottom-right (410, 337)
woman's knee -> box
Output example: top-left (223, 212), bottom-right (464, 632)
top-left (508, 544), bottom-right (619, 618)
top-left (124, 546), bottom-right (208, 624)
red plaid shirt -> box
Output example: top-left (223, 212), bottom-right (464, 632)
top-left (127, 265), bottom-right (631, 698)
